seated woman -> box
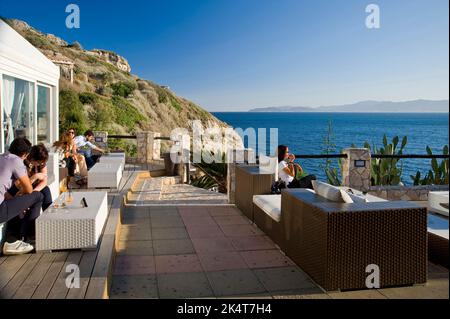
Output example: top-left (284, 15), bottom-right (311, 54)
top-left (277, 145), bottom-right (316, 189)
top-left (53, 130), bottom-right (88, 185)
top-left (8, 144), bottom-right (53, 210)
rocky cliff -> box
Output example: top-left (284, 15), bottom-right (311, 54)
top-left (5, 18), bottom-right (236, 152)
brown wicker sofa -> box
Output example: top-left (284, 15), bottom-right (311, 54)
top-left (253, 188), bottom-right (428, 291)
top-left (235, 165), bottom-right (274, 222)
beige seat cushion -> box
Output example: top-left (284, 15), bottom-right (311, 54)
top-left (253, 195), bottom-right (281, 222)
top-left (312, 180), bottom-right (354, 203)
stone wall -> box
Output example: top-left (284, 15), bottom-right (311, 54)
top-left (368, 185), bottom-right (449, 201)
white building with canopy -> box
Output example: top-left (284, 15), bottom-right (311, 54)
top-left (0, 18), bottom-right (60, 238)
top-left (0, 18), bottom-right (60, 153)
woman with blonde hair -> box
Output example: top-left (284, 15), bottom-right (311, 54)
top-left (53, 129), bottom-right (88, 185)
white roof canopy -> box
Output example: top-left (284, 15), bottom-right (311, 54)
top-left (0, 19), bottom-right (59, 85)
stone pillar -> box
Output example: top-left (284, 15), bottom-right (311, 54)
top-left (137, 131), bottom-right (161, 163)
top-left (227, 148), bottom-right (256, 204)
top-left (151, 132), bottom-right (161, 160)
top-left (342, 148), bottom-right (371, 192)
top-left (93, 131), bottom-right (108, 150)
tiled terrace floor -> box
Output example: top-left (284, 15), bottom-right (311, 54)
top-left (111, 205), bottom-right (449, 299)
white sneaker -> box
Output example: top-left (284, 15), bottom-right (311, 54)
top-left (2, 240), bottom-right (34, 255)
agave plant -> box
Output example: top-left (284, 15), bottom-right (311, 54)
top-left (190, 151), bottom-right (228, 193)
top-left (411, 145), bottom-right (449, 185)
top-left (364, 135), bottom-right (407, 186)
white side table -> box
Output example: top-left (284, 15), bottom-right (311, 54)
top-left (36, 191), bottom-right (108, 251)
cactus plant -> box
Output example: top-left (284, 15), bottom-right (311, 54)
top-left (411, 145), bottom-right (449, 185)
top-left (364, 135), bottom-right (407, 186)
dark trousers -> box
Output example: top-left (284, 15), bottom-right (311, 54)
top-left (288, 174), bottom-right (317, 190)
top-left (5, 186), bottom-right (52, 240)
top-left (8, 185), bottom-right (52, 211)
top-left (65, 157), bottom-right (76, 176)
top-left (0, 192), bottom-right (44, 240)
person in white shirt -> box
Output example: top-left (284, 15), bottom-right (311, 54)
top-left (277, 145), bottom-right (316, 189)
top-left (74, 130), bottom-right (105, 170)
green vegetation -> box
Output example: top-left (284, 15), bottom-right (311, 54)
top-left (320, 128), bottom-right (449, 186)
top-left (110, 96), bottom-right (145, 130)
top-left (89, 100), bottom-right (112, 130)
top-left (364, 135), bottom-right (407, 186)
top-left (191, 151), bottom-right (228, 193)
top-left (108, 139), bottom-right (137, 158)
top-left (169, 95), bottom-right (182, 112)
top-left (320, 121), bottom-right (342, 186)
top-left (411, 145), bottom-right (449, 185)
top-left (111, 81), bottom-right (137, 98)
top-left (78, 92), bottom-right (99, 105)
top-left (59, 89), bottom-right (87, 134)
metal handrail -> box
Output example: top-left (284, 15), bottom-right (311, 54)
top-left (108, 135), bottom-right (136, 139)
top-left (107, 135), bottom-right (172, 141)
top-left (285, 154), bottom-right (449, 159)
top-left (372, 154), bottom-right (449, 159)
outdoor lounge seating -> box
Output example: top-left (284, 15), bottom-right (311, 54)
top-left (88, 162), bottom-right (123, 189)
top-left (428, 191), bottom-right (449, 217)
top-left (36, 191), bottom-right (108, 251)
top-left (280, 188), bottom-right (428, 291)
top-left (251, 180), bottom-right (429, 291)
top-left (252, 194), bottom-right (284, 249)
top-left (235, 165), bottom-right (274, 221)
top-left (99, 152), bottom-right (126, 171)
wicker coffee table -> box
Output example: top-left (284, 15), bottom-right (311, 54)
top-left (36, 191), bottom-right (108, 252)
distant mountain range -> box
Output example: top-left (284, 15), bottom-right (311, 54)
top-left (249, 100), bottom-right (449, 113)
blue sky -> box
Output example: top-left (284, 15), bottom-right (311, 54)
top-left (1, 0), bottom-right (448, 111)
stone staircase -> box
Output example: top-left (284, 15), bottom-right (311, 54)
top-left (124, 169), bottom-right (228, 206)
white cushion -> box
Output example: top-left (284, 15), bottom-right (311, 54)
top-left (340, 188), bottom-right (369, 203)
top-left (253, 195), bottom-right (281, 222)
top-left (312, 180), bottom-right (348, 203)
top-left (259, 154), bottom-right (278, 181)
top-left (339, 189), bottom-right (354, 204)
top-left (428, 191), bottom-right (449, 217)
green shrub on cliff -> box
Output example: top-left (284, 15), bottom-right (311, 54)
top-left (110, 96), bottom-right (145, 130)
top-left (111, 81), bottom-right (137, 98)
top-left (59, 89), bottom-right (88, 134)
top-left (78, 92), bottom-right (99, 105)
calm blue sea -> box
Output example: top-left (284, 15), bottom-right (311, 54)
top-left (212, 112), bottom-right (449, 184)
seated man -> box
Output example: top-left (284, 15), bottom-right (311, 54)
top-left (0, 138), bottom-right (44, 255)
top-left (74, 130), bottom-right (105, 170)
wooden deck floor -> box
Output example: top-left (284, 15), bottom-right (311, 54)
top-left (0, 163), bottom-right (143, 299)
